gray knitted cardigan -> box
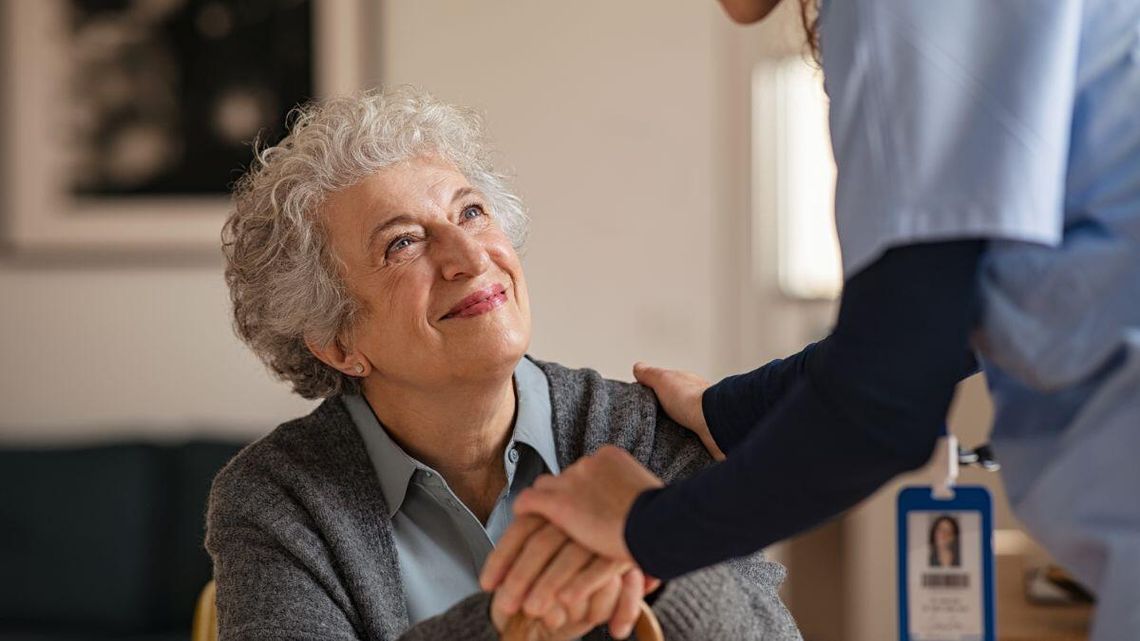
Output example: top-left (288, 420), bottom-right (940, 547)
top-left (205, 359), bottom-right (802, 641)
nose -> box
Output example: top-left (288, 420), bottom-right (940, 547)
top-left (434, 226), bottom-right (490, 281)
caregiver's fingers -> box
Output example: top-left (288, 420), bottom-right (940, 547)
top-left (532, 472), bottom-right (560, 491)
top-left (631, 362), bottom-right (711, 434)
top-left (644, 575), bottom-right (663, 594)
top-left (519, 477), bottom-right (572, 526)
top-left (522, 540), bottom-right (593, 618)
top-left (513, 483), bottom-right (572, 526)
top-left (495, 522), bottom-right (569, 615)
top-left (479, 514), bottom-right (545, 590)
top-left (609, 568), bottom-right (646, 639)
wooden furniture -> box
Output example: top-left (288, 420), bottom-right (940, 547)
top-left (996, 549), bottom-right (1092, 641)
top-left (192, 580), bottom-right (218, 641)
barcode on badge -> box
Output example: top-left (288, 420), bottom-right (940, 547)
top-left (922, 573), bottom-right (970, 589)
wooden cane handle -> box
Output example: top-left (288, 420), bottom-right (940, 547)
top-left (632, 599), bottom-right (665, 641)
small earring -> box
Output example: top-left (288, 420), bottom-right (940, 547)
top-left (353, 363), bottom-right (365, 375)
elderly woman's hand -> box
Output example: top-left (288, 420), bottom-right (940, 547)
top-left (483, 450), bottom-right (666, 637)
top-left (485, 515), bottom-right (648, 639)
top-left (491, 572), bottom-right (633, 641)
top-left (633, 363), bottom-right (725, 461)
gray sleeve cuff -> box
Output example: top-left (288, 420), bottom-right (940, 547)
top-left (650, 565), bottom-right (745, 640)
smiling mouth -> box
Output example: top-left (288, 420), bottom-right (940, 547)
top-left (441, 283), bottom-right (509, 320)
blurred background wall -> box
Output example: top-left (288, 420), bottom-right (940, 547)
top-left (0, 0), bottom-right (732, 441)
top-left (0, 2), bottom-right (1086, 640)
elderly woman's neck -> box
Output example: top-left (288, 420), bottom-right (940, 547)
top-left (361, 375), bottom-right (516, 507)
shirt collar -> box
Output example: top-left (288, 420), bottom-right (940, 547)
top-left (343, 393), bottom-right (420, 517)
top-left (345, 356), bottom-right (559, 518)
top-left (512, 356), bottom-right (560, 476)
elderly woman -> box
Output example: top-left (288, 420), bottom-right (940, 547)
top-left (205, 87), bottom-right (800, 641)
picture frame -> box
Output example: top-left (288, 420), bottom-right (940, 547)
top-left (0, 0), bottom-right (378, 258)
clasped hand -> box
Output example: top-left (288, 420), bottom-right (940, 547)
top-left (480, 356), bottom-right (719, 640)
top-left (481, 445), bottom-right (668, 640)
top-left (482, 514), bottom-right (648, 640)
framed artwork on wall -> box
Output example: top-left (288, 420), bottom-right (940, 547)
top-left (1, 0), bottom-right (377, 257)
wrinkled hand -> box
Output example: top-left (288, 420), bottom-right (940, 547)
top-left (485, 444), bottom-right (665, 615)
top-left (486, 515), bottom-right (647, 639)
top-left (633, 362), bottom-right (724, 461)
top-left (491, 575), bottom-right (626, 641)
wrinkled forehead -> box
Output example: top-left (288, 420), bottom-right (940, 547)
top-left (328, 155), bottom-right (473, 221)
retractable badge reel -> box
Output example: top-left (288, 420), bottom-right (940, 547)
top-left (897, 432), bottom-right (998, 641)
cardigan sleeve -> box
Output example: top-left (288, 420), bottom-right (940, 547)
top-left (205, 466), bottom-right (365, 641)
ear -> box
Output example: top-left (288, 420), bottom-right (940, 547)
top-left (304, 335), bottom-right (373, 378)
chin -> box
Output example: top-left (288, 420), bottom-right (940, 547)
top-left (446, 329), bottom-right (530, 380)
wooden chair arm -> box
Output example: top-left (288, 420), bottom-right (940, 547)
top-left (191, 580), bottom-right (218, 641)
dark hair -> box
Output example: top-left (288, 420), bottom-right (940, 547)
top-left (928, 515), bottom-right (961, 567)
top-left (799, 0), bottom-right (821, 63)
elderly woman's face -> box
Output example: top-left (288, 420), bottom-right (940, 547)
top-left (321, 155), bottom-right (531, 386)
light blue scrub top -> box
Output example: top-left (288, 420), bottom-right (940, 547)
top-left (819, 2), bottom-right (1140, 638)
top-left (344, 357), bottom-right (560, 626)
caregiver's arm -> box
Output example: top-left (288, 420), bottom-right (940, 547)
top-left (633, 345), bottom-right (821, 461)
top-left (627, 239), bottom-right (985, 578)
top-left (699, 291), bottom-right (977, 457)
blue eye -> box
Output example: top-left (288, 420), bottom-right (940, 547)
top-left (461, 204), bottom-right (485, 220)
top-left (386, 235), bottom-right (415, 256)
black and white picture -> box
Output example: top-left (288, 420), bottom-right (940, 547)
top-left (68, 0), bottom-right (313, 197)
top-left (2, 0), bottom-right (370, 254)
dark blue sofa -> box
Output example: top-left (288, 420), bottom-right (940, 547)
top-left (0, 440), bottom-right (244, 641)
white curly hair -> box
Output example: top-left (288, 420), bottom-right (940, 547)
top-left (223, 86), bottom-right (528, 399)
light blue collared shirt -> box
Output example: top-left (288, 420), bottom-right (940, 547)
top-left (820, 2), bottom-right (1140, 637)
top-left (344, 357), bottom-right (560, 625)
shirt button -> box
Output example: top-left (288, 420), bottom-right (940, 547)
top-left (508, 447), bottom-right (520, 464)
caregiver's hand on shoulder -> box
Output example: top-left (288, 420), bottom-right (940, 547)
top-left (485, 515), bottom-right (647, 639)
top-left (633, 362), bottom-right (725, 461)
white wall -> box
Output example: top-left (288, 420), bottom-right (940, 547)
top-left (0, 266), bottom-right (316, 442)
top-left (0, 1), bottom-right (727, 442)
top-left (379, 1), bottom-right (721, 380)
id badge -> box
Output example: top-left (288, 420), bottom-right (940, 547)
top-left (897, 485), bottom-right (996, 641)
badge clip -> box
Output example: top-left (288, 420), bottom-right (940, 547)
top-left (932, 435), bottom-right (959, 500)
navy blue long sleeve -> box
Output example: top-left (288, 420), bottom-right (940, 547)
top-left (700, 343), bottom-right (820, 455)
top-left (625, 240), bottom-right (985, 579)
